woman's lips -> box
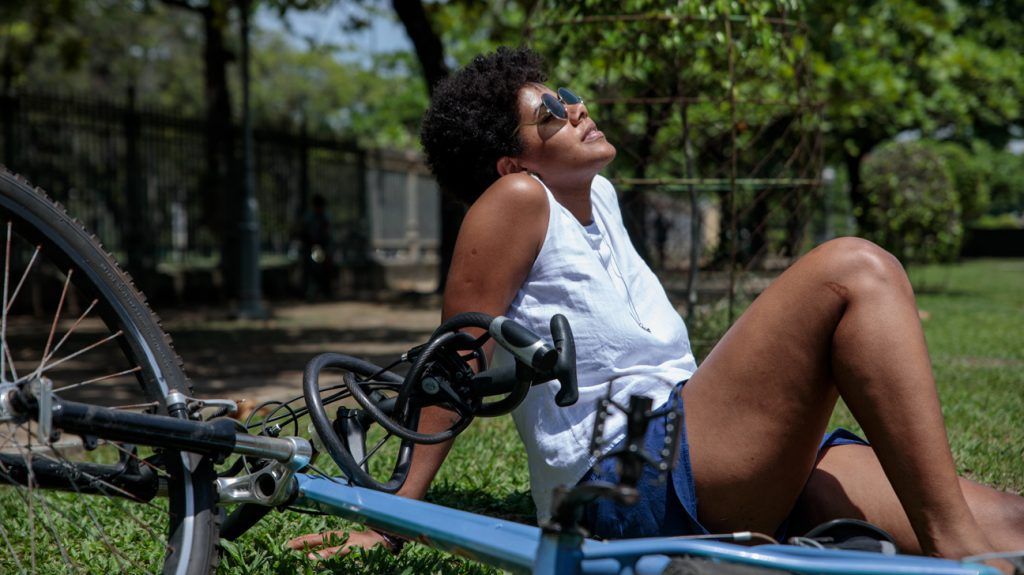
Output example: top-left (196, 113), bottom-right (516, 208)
top-left (583, 127), bottom-right (605, 142)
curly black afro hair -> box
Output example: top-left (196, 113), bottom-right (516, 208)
top-left (420, 46), bottom-right (546, 205)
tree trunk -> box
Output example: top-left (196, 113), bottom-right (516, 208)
top-left (391, 0), bottom-right (462, 293)
top-left (844, 148), bottom-right (866, 234)
top-left (205, 0), bottom-right (238, 297)
top-left (161, 0), bottom-right (236, 299)
top-left (392, 0), bottom-right (449, 96)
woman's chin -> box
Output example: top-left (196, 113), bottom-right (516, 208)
top-left (595, 142), bottom-right (617, 168)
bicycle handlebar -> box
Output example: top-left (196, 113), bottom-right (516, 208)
top-left (460, 313), bottom-right (579, 410)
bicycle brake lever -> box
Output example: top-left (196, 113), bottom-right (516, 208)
top-left (550, 314), bottom-right (578, 407)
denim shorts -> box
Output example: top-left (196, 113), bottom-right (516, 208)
top-left (580, 380), bottom-right (867, 539)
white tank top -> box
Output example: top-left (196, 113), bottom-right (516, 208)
top-left (496, 174), bottom-right (697, 523)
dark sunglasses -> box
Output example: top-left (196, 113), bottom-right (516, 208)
top-left (514, 87), bottom-right (584, 136)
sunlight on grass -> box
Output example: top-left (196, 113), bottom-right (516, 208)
top-left (4, 260), bottom-right (1018, 574)
top-left (223, 259), bottom-right (1023, 574)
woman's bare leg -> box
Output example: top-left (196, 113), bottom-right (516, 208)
top-left (790, 444), bottom-right (1024, 553)
top-left (681, 237), bottom-right (997, 558)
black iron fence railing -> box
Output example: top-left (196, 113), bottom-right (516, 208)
top-left (0, 90), bottom-right (443, 297)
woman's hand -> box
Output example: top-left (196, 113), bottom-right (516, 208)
top-left (285, 529), bottom-right (391, 560)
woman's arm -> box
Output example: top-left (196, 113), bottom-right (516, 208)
top-left (287, 174), bottom-right (550, 557)
top-left (442, 173), bottom-right (549, 327)
top-left (400, 172), bottom-right (551, 501)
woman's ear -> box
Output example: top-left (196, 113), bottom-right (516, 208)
top-left (496, 156), bottom-right (522, 176)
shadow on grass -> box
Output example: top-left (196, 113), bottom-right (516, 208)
top-left (426, 483), bottom-right (536, 526)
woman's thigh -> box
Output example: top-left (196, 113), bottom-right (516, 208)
top-left (680, 240), bottom-right (884, 532)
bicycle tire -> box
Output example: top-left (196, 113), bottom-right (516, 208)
top-left (0, 168), bottom-right (220, 575)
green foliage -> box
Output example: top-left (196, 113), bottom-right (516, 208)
top-left (974, 212), bottom-right (1024, 230)
top-left (927, 141), bottom-right (991, 225)
top-left (531, 0), bottom-right (806, 182)
top-left (247, 34), bottom-right (429, 148)
top-left (806, 0), bottom-right (1024, 159)
top-left (984, 148), bottom-right (1024, 216)
top-left (0, 0), bottom-right (82, 89)
top-left (860, 140), bottom-right (962, 263)
top-left (5, 1), bottom-right (206, 113)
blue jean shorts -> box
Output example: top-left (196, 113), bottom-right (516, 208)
top-left (580, 380), bottom-right (867, 539)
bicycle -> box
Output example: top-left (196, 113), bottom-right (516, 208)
top-left (0, 167), bottom-right (1016, 574)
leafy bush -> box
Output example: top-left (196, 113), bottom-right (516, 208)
top-left (985, 148), bottom-right (1024, 216)
top-left (929, 141), bottom-right (991, 225)
top-left (974, 212), bottom-right (1024, 229)
top-left (860, 141), bottom-right (962, 263)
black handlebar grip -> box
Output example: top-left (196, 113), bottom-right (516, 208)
top-left (489, 316), bottom-right (558, 372)
top-left (550, 314), bottom-right (579, 407)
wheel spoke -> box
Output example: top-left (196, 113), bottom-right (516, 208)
top-left (3, 339), bottom-right (19, 383)
top-left (0, 448), bottom-right (131, 574)
top-left (20, 329), bottom-right (124, 383)
top-left (28, 298), bottom-right (99, 381)
top-left (3, 244), bottom-right (40, 315)
top-left (0, 518), bottom-right (26, 573)
top-left (102, 440), bottom-right (172, 479)
top-left (41, 268), bottom-right (74, 367)
top-left (2, 221), bottom-right (12, 384)
top-left (41, 446), bottom-right (149, 574)
top-left (108, 400), bottom-right (160, 411)
top-left (3, 433), bottom-right (162, 570)
top-left (53, 366), bottom-right (143, 393)
top-left (358, 431), bottom-right (392, 469)
top-left (0, 176), bottom-right (216, 572)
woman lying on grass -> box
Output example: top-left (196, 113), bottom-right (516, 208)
top-left (289, 47), bottom-right (1024, 569)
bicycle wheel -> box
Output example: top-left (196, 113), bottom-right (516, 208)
top-left (0, 169), bottom-right (220, 574)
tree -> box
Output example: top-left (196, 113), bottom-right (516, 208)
top-left (531, 0), bottom-right (811, 264)
top-left (804, 0), bottom-right (1024, 228)
top-left (0, 0), bottom-right (80, 93)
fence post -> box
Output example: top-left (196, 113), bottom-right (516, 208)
top-left (298, 120), bottom-right (310, 218)
top-left (405, 164), bottom-right (420, 261)
top-left (682, 101), bottom-right (701, 318)
top-left (1, 90), bottom-right (17, 168)
top-left (235, 0), bottom-right (265, 318)
top-left (123, 86), bottom-right (153, 292)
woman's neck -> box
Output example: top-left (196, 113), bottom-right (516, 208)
top-left (542, 174), bottom-right (594, 225)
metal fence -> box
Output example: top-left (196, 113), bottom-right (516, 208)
top-left (0, 90), bottom-right (440, 293)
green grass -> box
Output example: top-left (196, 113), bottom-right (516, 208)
top-left (223, 259), bottom-right (1022, 574)
top-left (2, 259), bottom-right (1021, 574)
top-left (218, 415), bottom-right (529, 574)
top-left (828, 259), bottom-right (1024, 491)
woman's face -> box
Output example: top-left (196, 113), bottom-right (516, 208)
top-left (512, 83), bottom-right (616, 181)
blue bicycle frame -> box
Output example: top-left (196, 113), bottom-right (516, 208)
top-left (294, 474), bottom-right (1000, 575)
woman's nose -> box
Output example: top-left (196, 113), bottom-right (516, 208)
top-left (567, 102), bottom-right (588, 125)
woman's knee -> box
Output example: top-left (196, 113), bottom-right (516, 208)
top-left (813, 237), bottom-right (908, 296)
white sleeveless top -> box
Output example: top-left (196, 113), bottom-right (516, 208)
top-left (496, 174), bottom-right (697, 523)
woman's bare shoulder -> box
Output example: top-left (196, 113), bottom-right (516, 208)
top-left (461, 173), bottom-right (549, 243)
top-left (473, 172), bottom-right (548, 212)
top-left (444, 173), bottom-right (550, 319)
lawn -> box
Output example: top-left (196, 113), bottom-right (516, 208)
top-left (1, 260), bottom-right (1019, 574)
top-left (219, 258), bottom-right (1023, 574)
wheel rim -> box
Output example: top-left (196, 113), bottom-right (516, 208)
top-left (0, 207), bottom-right (202, 573)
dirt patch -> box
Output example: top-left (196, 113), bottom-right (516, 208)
top-left (156, 298), bottom-right (443, 406)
